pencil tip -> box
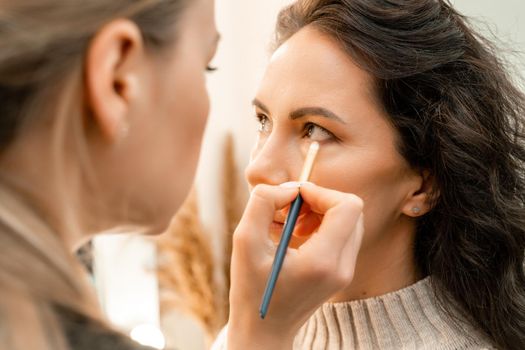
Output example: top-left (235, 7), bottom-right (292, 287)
top-left (259, 310), bottom-right (266, 319)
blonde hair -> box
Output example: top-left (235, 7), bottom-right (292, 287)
top-left (0, 1), bottom-right (189, 349)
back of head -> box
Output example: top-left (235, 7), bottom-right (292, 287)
top-left (0, 1), bottom-right (189, 349)
top-left (275, 0), bottom-right (525, 348)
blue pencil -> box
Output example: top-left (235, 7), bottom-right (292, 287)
top-left (259, 142), bottom-right (320, 319)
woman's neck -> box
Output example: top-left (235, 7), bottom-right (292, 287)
top-left (329, 218), bottom-right (420, 302)
top-left (0, 130), bottom-right (87, 250)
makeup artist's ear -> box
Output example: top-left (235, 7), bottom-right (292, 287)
top-left (85, 19), bottom-right (145, 143)
top-left (401, 170), bottom-right (437, 217)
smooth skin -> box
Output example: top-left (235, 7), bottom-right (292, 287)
top-left (0, 0), bottom-right (367, 349)
top-left (228, 182), bottom-right (364, 349)
top-left (247, 26), bottom-right (434, 304)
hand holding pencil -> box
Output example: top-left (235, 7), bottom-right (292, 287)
top-left (227, 142), bottom-right (365, 349)
top-left (259, 141), bottom-right (321, 319)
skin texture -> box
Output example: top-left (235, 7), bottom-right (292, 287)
top-left (0, 2), bottom-right (370, 348)
top-left (246, 26), bottom-right (434, 301)
top-left (83, 0), bottom-right (220, 233)
top-left (0, 0), bottom-right (220, 238)
top-left (227, 182), bottom-right (365, 349)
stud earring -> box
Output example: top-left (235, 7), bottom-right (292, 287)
top-left (118, 122), bottom-right (130, 141)
top-left (412, 207), bottom-right (421, 215)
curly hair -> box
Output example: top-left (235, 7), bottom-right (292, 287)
top-left (275, 0), bottom-right (525, 348)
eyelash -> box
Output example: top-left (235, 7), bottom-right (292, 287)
top-left (256, 114), bottom-right (269, 133)
top-left (303, 122), bottom-right (335, 140)
top-left (206, 65), bottom-right (218, 72)
top-left (256, 114), bottom-right (336, 142)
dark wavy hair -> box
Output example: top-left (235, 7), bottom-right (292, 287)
top-left (275, 0), bottom-right (525, 348)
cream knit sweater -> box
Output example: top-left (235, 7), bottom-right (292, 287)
top-left (212, 277), bottom-right (496, 349)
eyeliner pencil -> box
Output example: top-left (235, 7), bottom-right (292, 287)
top-left (259, 141), bottom-right (320, 319)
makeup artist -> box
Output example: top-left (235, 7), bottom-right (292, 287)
top-left (0, 0), bottom-right (365, 349)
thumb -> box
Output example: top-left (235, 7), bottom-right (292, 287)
top-left (233, 183), bottom-right (299, 260)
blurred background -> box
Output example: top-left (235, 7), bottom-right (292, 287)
top-left (88, 1), bottom-right (525, 349)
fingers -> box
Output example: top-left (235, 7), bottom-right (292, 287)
top-left (298, 182), bottom-right (364, 269)
top-left (338, 212), bottom-right (364, 279)
top-left (299, 182), bottom-right (363, 215)
top-left (233, 181), bottom-right (364, 291)
top-left (230, 181), bottom-right (365, 335)
top-left (293, 212), bottom-right (321, 237)
top-left (233, 184), bottom-right (299, 258)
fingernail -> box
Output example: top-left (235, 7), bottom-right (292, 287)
top-left (279, 181), bottom-right (301, 188)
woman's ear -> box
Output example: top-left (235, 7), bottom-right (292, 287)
top-left (84, 19), bottom-right (145, 143)
top-left (401, 170), bottom-right (437, 217)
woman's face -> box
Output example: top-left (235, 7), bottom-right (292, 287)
top-left (133, 0), bottom-right (218, 230)
top-left (246, 26), bottom-right (422, 249)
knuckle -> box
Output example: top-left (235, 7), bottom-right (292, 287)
top-left (339, 194), bottom-right (364, 213)
top-left (307, 259), bottom-right (338, 280)
top-left (250, 184), bottom-right (275, 203)
top-left (251, 184), bottom-right (268, 199)
top-left (347, 194), bottom-right (364, 210)
top-left (232, 222), bottom-right (253, 249)
top-left (232, 227), bottom-right (246, 247)
top-left (334, 268), bottom-right (354, 288)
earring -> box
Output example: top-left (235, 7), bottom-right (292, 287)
top-left (412, 207), bottom-right (421, 215)
top-left (118, 121), bottom-right (130, 141)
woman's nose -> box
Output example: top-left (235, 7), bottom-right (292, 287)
top-left (245, 139), bottom-right (296, 188)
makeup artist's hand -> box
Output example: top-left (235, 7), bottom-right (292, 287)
top-left (226, 182), bottom-right (364, 350)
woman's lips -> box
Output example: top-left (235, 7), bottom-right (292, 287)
top-left (270, 204), bottom-right (320, 240)
top-left (269, 218), bottom-right (312, 249)
top-left (270, 221), bottom-right (284, 230)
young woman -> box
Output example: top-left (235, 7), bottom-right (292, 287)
top-left (213, 0), bottom-right (525, 349)
top-left (0, 0), bottom-right (365, 349)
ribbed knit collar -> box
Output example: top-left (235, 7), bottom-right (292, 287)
top-left (293, 277), bottom-right (495, 349)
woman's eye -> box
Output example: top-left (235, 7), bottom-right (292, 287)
top-left (256, 114), bottom-right (272, 134)
top-left (304, 122), bottom-right (334, 142)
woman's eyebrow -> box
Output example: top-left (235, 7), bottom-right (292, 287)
top-left (252, 98), bottom-right (270, 114)
top-left (290, 107), bottom-right (347, 124)
top-left (252, 98), bottom-right (346, 125)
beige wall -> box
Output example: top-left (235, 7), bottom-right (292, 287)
top-left (196, 0), bottom-right (294, 245)
top-left (452, 0), bottom-right (525, 78)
